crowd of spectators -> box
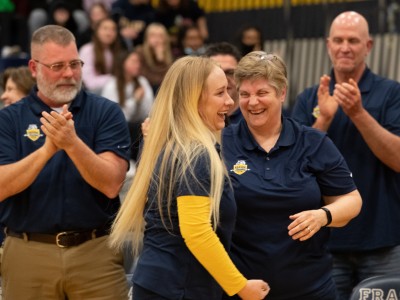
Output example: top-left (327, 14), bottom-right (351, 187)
top-left (1, 0), bottom-right (219, 102)
top-left (1, 1), bottom-right (399, 299)
top-left (0, 0), bottom-right (263, 99)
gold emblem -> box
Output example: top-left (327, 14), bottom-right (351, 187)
top-left (24, 124), bottom-right (42, 141)
top-left (231, 160), bottom-right (250, 175)
top-left (312, 105), bottom-right (320, 118)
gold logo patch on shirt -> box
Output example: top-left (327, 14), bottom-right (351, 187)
top-left (24, 124), bottom-right (43, 141)
top-left (231, 160), bottom-right (250, 175)
top-left (312, 105), bottom-right (320, 118)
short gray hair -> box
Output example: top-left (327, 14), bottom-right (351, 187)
top-left (235, 51), bottom-right (288, 96)
top-left (31, 25), bottom-right (76, 48)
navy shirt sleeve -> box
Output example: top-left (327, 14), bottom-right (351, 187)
top-left (0, 104), bottom-right (20, 164)
top-left (305, 131), bottom-right (356, 196)
top-left (86, 96), bottom-right (131, 161)
top-left (177, 152), bottom-right (211, 197)
top-left (291, 85), bottom-right (319, 126)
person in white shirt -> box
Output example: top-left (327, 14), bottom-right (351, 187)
top-left (102, 50), bottom-right (154, 161)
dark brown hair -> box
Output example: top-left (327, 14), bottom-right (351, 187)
top-left (92, 17), bottom-right (121, 75)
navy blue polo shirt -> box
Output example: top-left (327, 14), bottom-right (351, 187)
top-left (292, 68), bottom-right (400, 252)
top-left (227, 108), bottom-right (243, 125)
top-left (0, 86), bottom-right (130, 233)
top-left (222, 117), bottom-right (356, 299)
top-left (133, 147), bottom-right (236, 300)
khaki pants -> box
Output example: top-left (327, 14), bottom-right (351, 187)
top-left (1, 235), bottom-right (129, 300)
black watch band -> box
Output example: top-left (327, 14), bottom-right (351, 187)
top-left (321, 207), bottom-right (332, 227)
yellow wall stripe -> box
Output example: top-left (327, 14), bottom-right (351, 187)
top-left (195, 0), bottom-right (358, 12)
top-left (150, 0), bottom-right (358, 12)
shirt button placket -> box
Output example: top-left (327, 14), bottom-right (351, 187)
top-left (264, 155), bottom-right (273, 179)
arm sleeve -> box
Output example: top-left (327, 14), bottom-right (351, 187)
top-left (291, 87), bottom-right (318, 126)
top-left (309, 134), bottom-right (357, 196)
top-left (177, 195), bottom-right (247, 296)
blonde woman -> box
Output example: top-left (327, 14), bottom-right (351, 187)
top-left (110, 56), bottom-right (269, 300)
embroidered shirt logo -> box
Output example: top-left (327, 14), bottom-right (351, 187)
top-left (231, 160), bottom-right (250, 175)
top-left (312, 105), bottom-right (320, 118)
top-left (24, 124), bottom-right (43, 141)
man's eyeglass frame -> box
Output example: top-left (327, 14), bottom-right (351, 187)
top-left (34, 59), bottom-right (84, 72)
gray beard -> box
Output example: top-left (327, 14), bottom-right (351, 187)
top-left (36, 72), bottom-right (82, 105)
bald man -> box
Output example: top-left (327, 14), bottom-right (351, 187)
top-left (292, 11), bottom-right (400, 299)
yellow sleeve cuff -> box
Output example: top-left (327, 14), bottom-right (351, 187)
top-left (177, 195), bottom-right (247, 296)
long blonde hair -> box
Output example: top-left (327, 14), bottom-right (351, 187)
top-left (109, 56), bottom-right (227, 257)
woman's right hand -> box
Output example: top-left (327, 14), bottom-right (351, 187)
top-left (134, 86), bottom-right (144, 103)
top-left (237, 280), bottom-right (270, 300)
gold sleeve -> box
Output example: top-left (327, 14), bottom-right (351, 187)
top-left (177, 195), bottom-right (247, 296)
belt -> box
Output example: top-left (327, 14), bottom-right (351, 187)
top-left (5, 228), bottom-right (108, 248)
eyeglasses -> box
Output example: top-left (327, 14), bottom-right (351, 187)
top-left (34, 59), bottom-right (84, 72)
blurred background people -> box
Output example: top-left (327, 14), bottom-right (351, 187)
top-left (136, 23), bottom-right (174, 95)
top-left (77, 2), bottom-right (110, 49)
top-left (155, 0), bottom-right (208, 54)
top-left (0, 0), bottom-right (30, 55)
top-left (46, 0), bottom-right (80, 37)
top-left (235, 24), bottom-right (263, 57)
top-left (79, 17), bottom-right (122, 94)
top-left (83, 0), bottom-right (114, 12)
top-left (111, 0), bottom-right (156, 49)
top-left (101, 50), bottom-right (154, 163)
top-left (1, 66), bottom-right (36, 107)
top-left (28, 0), bottom-right (88, 40)
top-left (176, 25), bottom-right (206, 57)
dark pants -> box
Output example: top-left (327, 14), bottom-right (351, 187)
top-left (332, 245), bottom-right (400, 300)
top-left (132, 283), bottom-right (170, 300)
